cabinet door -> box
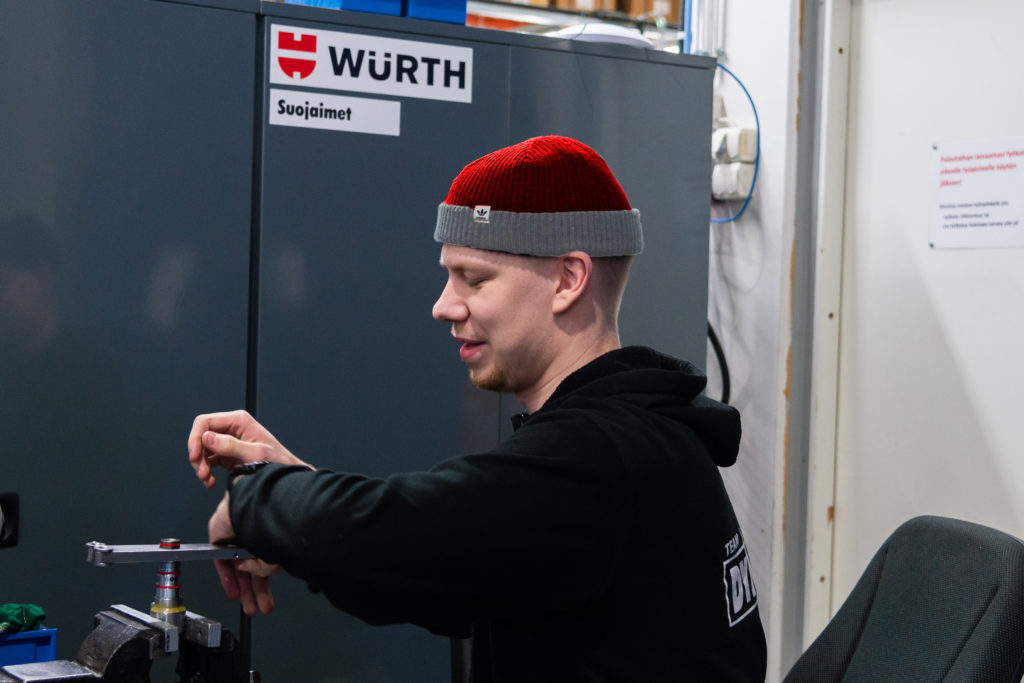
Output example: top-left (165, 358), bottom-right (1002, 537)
top-left (254, 13), bottom-right (507, 682)
top-left (0, 0), bottom-right (254, 661)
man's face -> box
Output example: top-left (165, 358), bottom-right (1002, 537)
top-left (433, 244), bottom-right (558, 395)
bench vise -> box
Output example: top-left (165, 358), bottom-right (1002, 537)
top-left (0, 541), bottom-right (256, 683)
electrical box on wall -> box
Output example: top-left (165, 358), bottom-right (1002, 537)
top-left (711, 126), bottom-right (756, 199)
top-left (709, 84), bottom-right (756, 201)
top-left (0, 493), bottom-right (18, 548)
top-left (713, 126), bottom-right (757, 162)
top-left (712, 160), bottom-right (755, 200)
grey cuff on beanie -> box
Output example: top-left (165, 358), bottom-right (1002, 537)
top-left (434, 203), bottom-right (644, 257)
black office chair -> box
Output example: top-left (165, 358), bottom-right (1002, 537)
top-left (784, 515), bottom-right (1024, 683)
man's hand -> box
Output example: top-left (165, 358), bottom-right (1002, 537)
top-left (187, 409), bottom-right (311, 488)
top-left (208, 493), bottom-right (280, 615)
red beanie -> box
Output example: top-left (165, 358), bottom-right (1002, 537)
top-left (434, 135), bottom-right (643, 257)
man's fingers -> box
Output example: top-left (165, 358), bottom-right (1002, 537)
top-left (188, 417), bottom-right (212, 484)
top-left (188, 411), bottom-right (259, 485)
top-left (187, 416), bottom-right (209, 465)
top-left (214, 559), bottom-right (240, 601)
top-left (193, 456), bottom-right (215, 488)
top-left (222, 559), bottom-right (277, 615)
top-left (236, 559), bottom-right (281, 578)
top-left (234, 570), bottom-right (258, 616)
top-left (202, 430), bottom-right (263, 465)
top-left (251, 574), bottom-right (276, 614)
top-left (214, 558), bottom-right (275, 615)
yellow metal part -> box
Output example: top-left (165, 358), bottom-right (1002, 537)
top-left (150, 604), bottom-right (186, 615)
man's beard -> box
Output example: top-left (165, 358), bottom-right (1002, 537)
top-left (469, 364), bottom-right (513, 393)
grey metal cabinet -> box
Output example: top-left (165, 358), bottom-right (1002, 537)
top-left (254, 7), bottom-right (713, 681)
top-left (0, 1), bottom-right (713, 680)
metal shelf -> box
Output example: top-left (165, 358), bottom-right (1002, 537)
top-left (466, 0), bottom-right (683, 49)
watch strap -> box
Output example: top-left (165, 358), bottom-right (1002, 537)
top-left (227, 461), bottom-right (274, 492)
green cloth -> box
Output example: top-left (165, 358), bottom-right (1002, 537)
top-left (0, 603), bottom-right (46, 634)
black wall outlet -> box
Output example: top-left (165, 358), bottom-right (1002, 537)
top-left (0, 492), bottom-right (19, 548)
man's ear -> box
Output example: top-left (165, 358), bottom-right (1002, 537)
top-left (552, 251), bottom-right (592, 314)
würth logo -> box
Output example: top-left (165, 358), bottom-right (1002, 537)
top-left (329, 47), bottom-right (468, 90)
top-left (722, 533), bottom-right (758, 627)
top-left (270, 25), bottom-right (473, 104)
top-left (278, 31), bottom-right (317, 80)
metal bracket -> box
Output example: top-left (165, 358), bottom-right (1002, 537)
top-left (184, 611), bottom-right (222, 649)
top-left (85, 542), bottom-right (252, 566)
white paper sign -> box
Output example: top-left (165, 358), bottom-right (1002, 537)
top-left (269, 89), bottom-right (400, 136)
top-left (269, 24), bottom-right (473, 104)
top-left (931, 138), bottom-right (1024, 248)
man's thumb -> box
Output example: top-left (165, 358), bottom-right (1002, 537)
top-left (204, 431), bottom-right (258, 460)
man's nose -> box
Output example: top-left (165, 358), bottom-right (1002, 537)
top-left (432, 279), bottom-right (468, 323)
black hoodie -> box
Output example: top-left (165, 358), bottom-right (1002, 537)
top-left (230, 346), bottom-right (767, 682)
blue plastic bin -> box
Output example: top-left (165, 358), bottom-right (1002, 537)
top-left (402, 0), bottom-right (466, 23)
top-left (284, 0), bottom-right (402, 16)
top-left (0, 629), bottom-right (57, 666)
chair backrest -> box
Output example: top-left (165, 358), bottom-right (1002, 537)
top-left (784, 515), bottom-right (1024, 683)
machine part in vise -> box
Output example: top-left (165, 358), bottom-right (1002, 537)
top-left (87, 539), bottom-right (241, 636)
top-left (0, 493), bottom-right (18, 548)
top-left (84, 542), bottom-right (252, 567)
top-left (150, 558), bottom-right (185, 628)
top-left (1, 538), bottom-right (254, 682)
top-left (62, 538), bottom-right (253, 682)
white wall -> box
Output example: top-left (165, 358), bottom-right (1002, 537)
top-left (830, 0), bottom-right (1024, 609)
top-left (705, 0), bottom-right (1024, 673)
top-left (704, 0), bottom-right (806, 678)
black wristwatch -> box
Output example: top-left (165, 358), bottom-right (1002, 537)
top-left (227, 461), bottom-right (274, 491)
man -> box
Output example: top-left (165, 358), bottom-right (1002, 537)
top-left (189, 135), bottom-right (767, 681)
